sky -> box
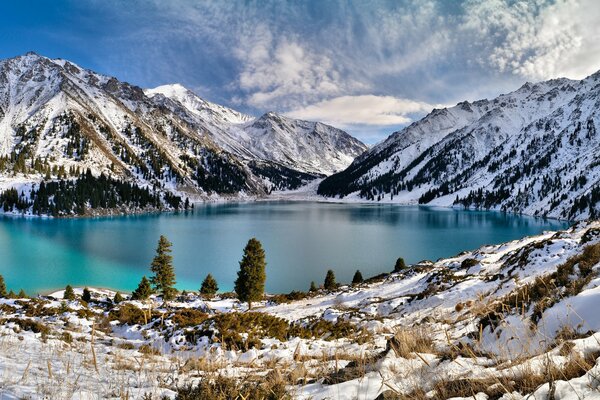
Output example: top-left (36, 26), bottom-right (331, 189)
top-left (1, 0), bottom-right (600, 144)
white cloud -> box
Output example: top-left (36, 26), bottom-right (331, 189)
top-left (462, 0), bottom-right (600, 80)
top-left (285, 95), bottom-right (439, 127)
top-left (234, 25), bottom-right (362, 109)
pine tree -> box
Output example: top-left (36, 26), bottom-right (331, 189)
top-left (324, 269), bottom-right (337, 290)
top-left (0, 275), bottom-right (7, 297)
top-left (234, 238), bottom-right (267, 309)
top-left (131, 276), bottom-right (153, 300)
top-left (394, 257), bottom-right (407, 272)
top-left (7, 290), bottom-right (16, 299)
top-left (309, 281), bottom-right (318, 292)
top-left (113, 292), bottom-right (124, 303)
top-left (64, 285), bottom-right (75, 300)
top-left (82, 287), bottom-right (92, 303)
top-left (150, 235), bottom-right (177, 301)
top-left (200, 274), bottom-right (219, 299)
top-left (17, 289), bottom-right (27, 298)
top-left (352, 270), bottom-right (364, 285)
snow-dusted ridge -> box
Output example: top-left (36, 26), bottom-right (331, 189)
top-left (3, 221), bottom-right (600, 398)
top-left (0, 52), bottom-right (367, 214)
top-left (319, 71), bottom-right (600, 220)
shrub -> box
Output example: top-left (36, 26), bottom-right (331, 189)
top-left (173, 374), bottom-right (290, 400)
top-left (64, 285), bottom-right (75, 300)
top-left (394, 257), bottom-right (407, 272)
top-left (109, 303), bottom-right (147, 325)
top-left (200, 274), bottom-right (219, 299)
top-left (170, 309), bottom-right (208, 328)
top-left (324, 269), bottom-right (337, 290)
top-left (82, 287), bottom-right (92, 303)
top-left (460, 258), bottom-right (478, 269)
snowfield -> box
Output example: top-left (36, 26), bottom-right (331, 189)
top-left (2, 222), bottom-right (600, 398)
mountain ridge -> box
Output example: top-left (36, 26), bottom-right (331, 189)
top-left (318, 70), bottom-right (600, 220)
top-left (0, 52), bottom-right (367, 215)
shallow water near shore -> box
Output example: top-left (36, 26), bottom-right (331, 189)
top-left (0, 202), bottom-right (569, 295)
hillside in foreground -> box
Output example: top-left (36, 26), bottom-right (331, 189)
top-left (1, 221), bottom-right (600, 398)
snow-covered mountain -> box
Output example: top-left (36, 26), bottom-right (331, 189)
top-left (319, 72), bottom-right (600, 220)
top-left (0, 52), bottom-right (366, 210)
top-left (146, 84), bottom-right (366, 175)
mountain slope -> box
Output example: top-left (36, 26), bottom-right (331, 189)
top-left (146, 85), bottom-right (367, 175)
top-left (0, 52), bottom-right (366, 215)
top-left (319, 72), bottom-right (600, 220)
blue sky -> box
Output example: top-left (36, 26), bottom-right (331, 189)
top-left (2, 1), bottom-right (599, 144)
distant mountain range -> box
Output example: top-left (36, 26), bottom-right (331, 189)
top-left (0, 52), bottom-right (366, 210)
top-left (319, 70), bottom-right (600, 220)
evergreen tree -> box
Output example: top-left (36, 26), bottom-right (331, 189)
top-left (0, 275), bottom-right (7, 297)
top-left (324, 269), bottom-right (337, 290)
top-left (113, 292), bottom-right (124, 303)
top-left (131, 276), bottom-right (153, 300)
top-left (82, 287), bottom-right (92, 303)
top-left (149, 235), bottom-right (177, 301)
top-left (309, 281), bottom-right (318, 292)
top-left (64, 285), bottom-right (75, 300)
top-left (234, 238), bottom-right (267, 309)
top-left (352, 270), bottom-right (364, 285)
top-left (7, 290), bottom-right (16, 299)
top-left (200, 273), bottom-right (219, 299)
top-left (394, 257), bottom-right (407, 272)
top-left (17, 289), bottom-right (27, 298)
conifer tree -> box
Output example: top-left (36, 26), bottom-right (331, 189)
top-left (234, 238), bottom-right (266, 309)
top-left (324, 269), bottom-right (337, 290)
top-left (82, 287), bottom-right (92, 303)
top-left (64, 285), bottom-right (75, 300)
top-left (0, 275), bottom-right (7, 297)
top-left (394, 257), bottom-right (407, 272)
top-left (352, 270), bottom-right (364, 285)
top-left (7, 290), bottom-right (16, 299)
top-left (150, 235), bottom-right (177, 301)
top-left (200, 273), bottom-right (219, 299)
top-left (131, 276), bottom-right (153, 300)
top-left (309, 281), bottom-right (318, 292)
top-left (113, 292), bottom-right (124, 303)
top-left (17, 289), bottom-right (27, 298)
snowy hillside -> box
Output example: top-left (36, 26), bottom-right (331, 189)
top-left (3, 221), bottom-right (600, 398)
top-left (146, 85), bottom-right (367, 175)
top-left (319, 72), bottom-right (600, 220)
top-left (0, 52), bottom-right (366, 215)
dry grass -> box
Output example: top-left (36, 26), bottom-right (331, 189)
top-left (387, 327), bottom-right (435, 359)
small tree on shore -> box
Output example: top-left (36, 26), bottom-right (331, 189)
top-left (234, 238), bottom-right (266, 310)
top-left (17, 289), bottom-right (27, 299)
top-left (131, 276), bottom-right (152, 300)
top-left (113, 292), bottom-right (124, 303)
top-left (309, 281), bottom-right (318, 292)
top-left (324, 269), bottom-right (337, 290)
top-left (150, 235), bottom-right (177, 301)
top-left (0, 275), bottom-right (7, 298)
top-left (394, 257), bottom-right (407, 272)
top-left (352, 270), bottom-right (364, 285)
top-left (64, 285), bottom-right (75, 300)
top-left (82, 287), bottom-right (92, 303)
top-left (200, 274), bottom-right (219, 299)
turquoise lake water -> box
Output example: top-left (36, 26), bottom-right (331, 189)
top-left (0, 202), bottom-right (570, 295)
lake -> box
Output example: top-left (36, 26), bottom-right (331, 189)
top-left (0, 202), bottom-right (569, 295)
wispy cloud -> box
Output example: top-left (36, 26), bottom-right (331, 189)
top-left (16, 0), bottom-right (600, 143)
top-left (286, 95), bottom-right (440, 127)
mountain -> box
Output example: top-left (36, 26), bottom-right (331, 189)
top-left (319, 71), bottom-right (600, 220)
top-left (0, 52), bottom-right (366, 215)
top-left (146, 84), bottom-right (366, 175)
